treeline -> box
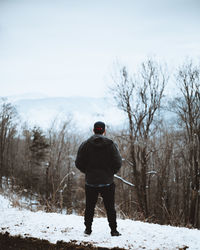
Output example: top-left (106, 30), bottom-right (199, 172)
top-left (0, 59), bottom-right (199, 228)
top-left (0, 99), bottom-right (82, 213)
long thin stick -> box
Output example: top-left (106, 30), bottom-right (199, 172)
top-left (114, 174), bottom-right (135, 187)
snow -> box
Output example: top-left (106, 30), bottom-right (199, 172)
top-left (0, 194), bottom-right (200, 250)
top-left (4, 95), bottom-right (126, 130)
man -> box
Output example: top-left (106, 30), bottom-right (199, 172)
top-left (75, 121), bottom-right (122, 236)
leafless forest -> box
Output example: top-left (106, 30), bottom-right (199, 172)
top-left (0, 59), bottom-right (199, 229)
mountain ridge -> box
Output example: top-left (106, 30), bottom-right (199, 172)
top-left (2, 94), bottom-right (125, 130)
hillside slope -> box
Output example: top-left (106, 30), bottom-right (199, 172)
top-left (6, 95), bottom-right (125, 130)
top-left (0, 195), bottom-right (199, 250)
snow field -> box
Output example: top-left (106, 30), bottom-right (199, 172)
top-left (0, 195), bottom-right (200, 250)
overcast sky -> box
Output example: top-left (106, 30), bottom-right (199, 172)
top-left (0, 0), bottom-right (200, 98)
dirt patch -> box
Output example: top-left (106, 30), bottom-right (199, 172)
top-left (0, 232), bottom-right (125, 250)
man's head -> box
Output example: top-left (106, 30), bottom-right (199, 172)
top-left (93, 121), bottom-right (105, 135)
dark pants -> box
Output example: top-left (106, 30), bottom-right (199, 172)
top-left (84, 183), bottom-right (117, 231)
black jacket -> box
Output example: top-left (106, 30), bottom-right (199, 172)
top-left (75, 134), bottom-right (122, 185)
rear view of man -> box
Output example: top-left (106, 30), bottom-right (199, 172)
top-left (75, 121), bottom-right (122, 236)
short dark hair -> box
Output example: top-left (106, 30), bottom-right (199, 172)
top-left (93, 121), bottom-right (105, 134)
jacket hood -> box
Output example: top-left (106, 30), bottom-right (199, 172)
top-left (87, 134), bottom-right (112, 148)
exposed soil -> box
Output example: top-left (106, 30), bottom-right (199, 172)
top-left (0, 232), bottom-right (125, 250)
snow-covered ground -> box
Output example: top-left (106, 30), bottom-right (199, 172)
top-left (0, 194), bottom-right (200, 250)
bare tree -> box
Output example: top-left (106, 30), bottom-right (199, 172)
top-left (0, 99), bottom-right (18, 186)
top-left (46, 119), bottom-right (78, 213)
top-left (172, 60), bottom-right (200, 227)
top-left (111, 59), bottom-right (168, 218)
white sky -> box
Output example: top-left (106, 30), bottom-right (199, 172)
top-left (0, 0), bottom-right (200, 98)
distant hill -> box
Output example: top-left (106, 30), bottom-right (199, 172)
top-left (2, 93), bottom-right (175, 131)
top-left (4, 94), bottom-right (125, 131)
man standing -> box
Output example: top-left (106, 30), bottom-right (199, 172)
top-left (75, 121), bottom-right (122, 236)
